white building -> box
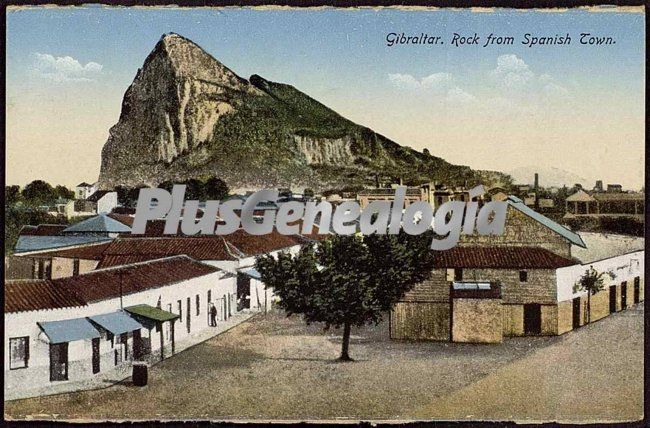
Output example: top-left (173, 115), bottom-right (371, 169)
top-left (5, 255), bottom-right (236, 399)
top-left (75, 182), bottom-right (97, 200)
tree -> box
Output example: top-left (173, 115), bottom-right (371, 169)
top-left (54, 185), bottom-right (75, 200)
top-left (115, 185), bottom-right (147, 208)
top-left (303, 188), bottom-right (315, 199)
top-left (203, 177), bottom-right (229, 200)
top-left (256, 232), bottom-right (436, 361)
top-left (5, 185), bottom-right (21, 205)
top-left (573, 266), bottom-right (606, 324)
top-left (21, 180), bottom-right (56, 205)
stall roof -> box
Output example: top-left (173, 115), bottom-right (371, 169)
top-left (125, 304), bottom-right (179, 323)
top-left (88, 311), bottom-right (144, 335)
top-left (38, 318), bottom-right (100, 344)
top-left (239, 267), bottom-right (261, 280)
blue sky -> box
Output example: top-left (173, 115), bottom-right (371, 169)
top-left (5, 6), bottom-right (646, 189)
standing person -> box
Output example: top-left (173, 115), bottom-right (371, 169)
top-left (210, 302), bottom-right (218, 327)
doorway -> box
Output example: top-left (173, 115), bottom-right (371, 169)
top-left (572, 297), bottom-right (581, 328)
top-left (186, 297), bottom-right (191, 333)
top-left (237, 274), bottom-right (251, 310)
top-left (621, 282), bottom-right (627, 310)
top-left (524, 304), bottom-right (542, 335)
top-left (50, 342), bottom-right (69, 381)
top-left (633, 277), bottom-right (640, 304)
top-left (92, 338), bottom-right (100, 374)
top-left (609, 285), bottom-right (617, 313)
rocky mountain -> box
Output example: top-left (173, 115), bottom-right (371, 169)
top-left (99, 33), bottom-right (510, 192)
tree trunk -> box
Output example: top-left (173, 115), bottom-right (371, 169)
top-left (339, 322), bottom-right (352, 362)
top-left (587, 292), bottom-right (591, 324)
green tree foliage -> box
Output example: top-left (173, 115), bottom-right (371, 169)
top-left (4, 206), bottom-right (67, 254)
top-left (54, 185), bottom-right (75, 200)
top-left (203, 177), bottom-right (229, 200)
top-left (573, 266), bottom-right (606, 324)
top-left (116, 185), bottom-right (147, 208)
top-left (21, 180), bottom-right (56, 205)
top-left (5, 185), bottom-right (21, 205)
top-left (256, 232), bottom-right (436, 361)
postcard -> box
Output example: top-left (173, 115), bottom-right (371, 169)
top-left (3, 4), bottom-right (645, 424)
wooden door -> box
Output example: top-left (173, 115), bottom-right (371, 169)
top-left (524, 304), bottom-right (542, 335)
top-left (186, 297), bottom-right (191, 333)
top-left (92, 338), bottom-right (100, 374)
top-left (608, 286), bottom-right (616, 313)
top-left (621, 282), bottom-right (627, 309)
top-left (50, 343), bottom-right (68, 381)
top-left (572, 297), bottom-right (581, 328)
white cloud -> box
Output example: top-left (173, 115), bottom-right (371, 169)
top-left (32, 53), bottom-right (103, 82)
top-left (490, 54), bottom-right (570, 101)
top-left (446, 86), bottom-right (476, 104)
top-left (388, 72), bottom-right (474, 104)
top-left (389, 72), bottom-right (453, 91)
top-left (490, 54), bottom-right (534, 90)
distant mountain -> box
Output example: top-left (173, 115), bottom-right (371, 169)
top-left (507, 166), bottom-right (592, 188)
top-left (99, 33), bottom-right (511, 192)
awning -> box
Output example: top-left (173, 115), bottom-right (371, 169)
top-left (88, 310), bottom-right (144, 335)
top-left (239, 267), bottom-right (261, 280)
top-left (124, 304), bottom-right (179, 328)
top-left (38, 317), bottom-right (100, 344)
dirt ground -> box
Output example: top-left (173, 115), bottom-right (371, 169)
top-left (4, 303), bottom-right (644, 423)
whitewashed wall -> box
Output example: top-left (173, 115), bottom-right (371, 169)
top-left (4, 270), bottom-right (235, 397)
top-left (556, 250), bottom-right (644, 302)
top-left (97, 192), bottom-right (118, 214)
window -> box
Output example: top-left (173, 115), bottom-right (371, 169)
top-left (196, 294), bottom-right (200, 316)
top-left (454, 268), bottom-right (463, 282)
top-left (207, 290), bottom-right (212, 303)
top-left (519, 270), bottom-right (528, 282)
top-left (73, 258), bottom-right (80, 276)
top-left (9, 337), bottom-right (29, 369)
top-left (177, 300), bottom-right (183, 323)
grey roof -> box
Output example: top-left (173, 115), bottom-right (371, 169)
top-left (88, 310), bottom-right (144, 335)
top-left (62, 214), bottom-right (132, 234)
top-left (86, 190), bottom-right (112, 202)
top-left (38, 317), bottom-right (100, 344)
top-left (239, 267), bottom-right (261, 280)
top-left (506, 196), bottom-right (587, 248)
top-left (15, 235), bottom-right (113, 253)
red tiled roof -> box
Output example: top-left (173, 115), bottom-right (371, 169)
top-left (433, 246), bottom-right (576, 269)
top-left (224, 229), bottom-right (302, 257)
top-left (23, 242), bottom-right (112, 261)
top-left (6, 256), bottom-right (219, 313)
top-left (19, 224), bottom-right (68, 236)
top-left (108, 213), bottom-right (135, 227)
top-left (97, 236), bottom-right (237, 268)
top-left (55, 256), bottom-right (219, 304)
top-left (97, 254), bottom-right (165, 269)
top-left (5, 279), bottom-right (87, 313)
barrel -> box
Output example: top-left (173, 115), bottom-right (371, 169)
top-left (132, 362), bottom-right (148, 386)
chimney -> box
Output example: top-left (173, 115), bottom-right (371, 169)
top-left (595, 180), bottom-right (603, 192)
top-left (534, 173), bottom-right (539, 190)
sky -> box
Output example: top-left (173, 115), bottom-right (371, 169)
top-left (5, 6), bottom-right (646, 190)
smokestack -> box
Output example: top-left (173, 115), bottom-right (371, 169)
top-left (534, 173), bottom-right (539, 190)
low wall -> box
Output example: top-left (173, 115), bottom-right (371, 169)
top-left (452, 298), bottom-right (502, 343)
top-left (390, 302), bottom-right (450, 341)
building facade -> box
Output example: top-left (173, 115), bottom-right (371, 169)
top-left (4, 256), bottom-right (237, 400)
